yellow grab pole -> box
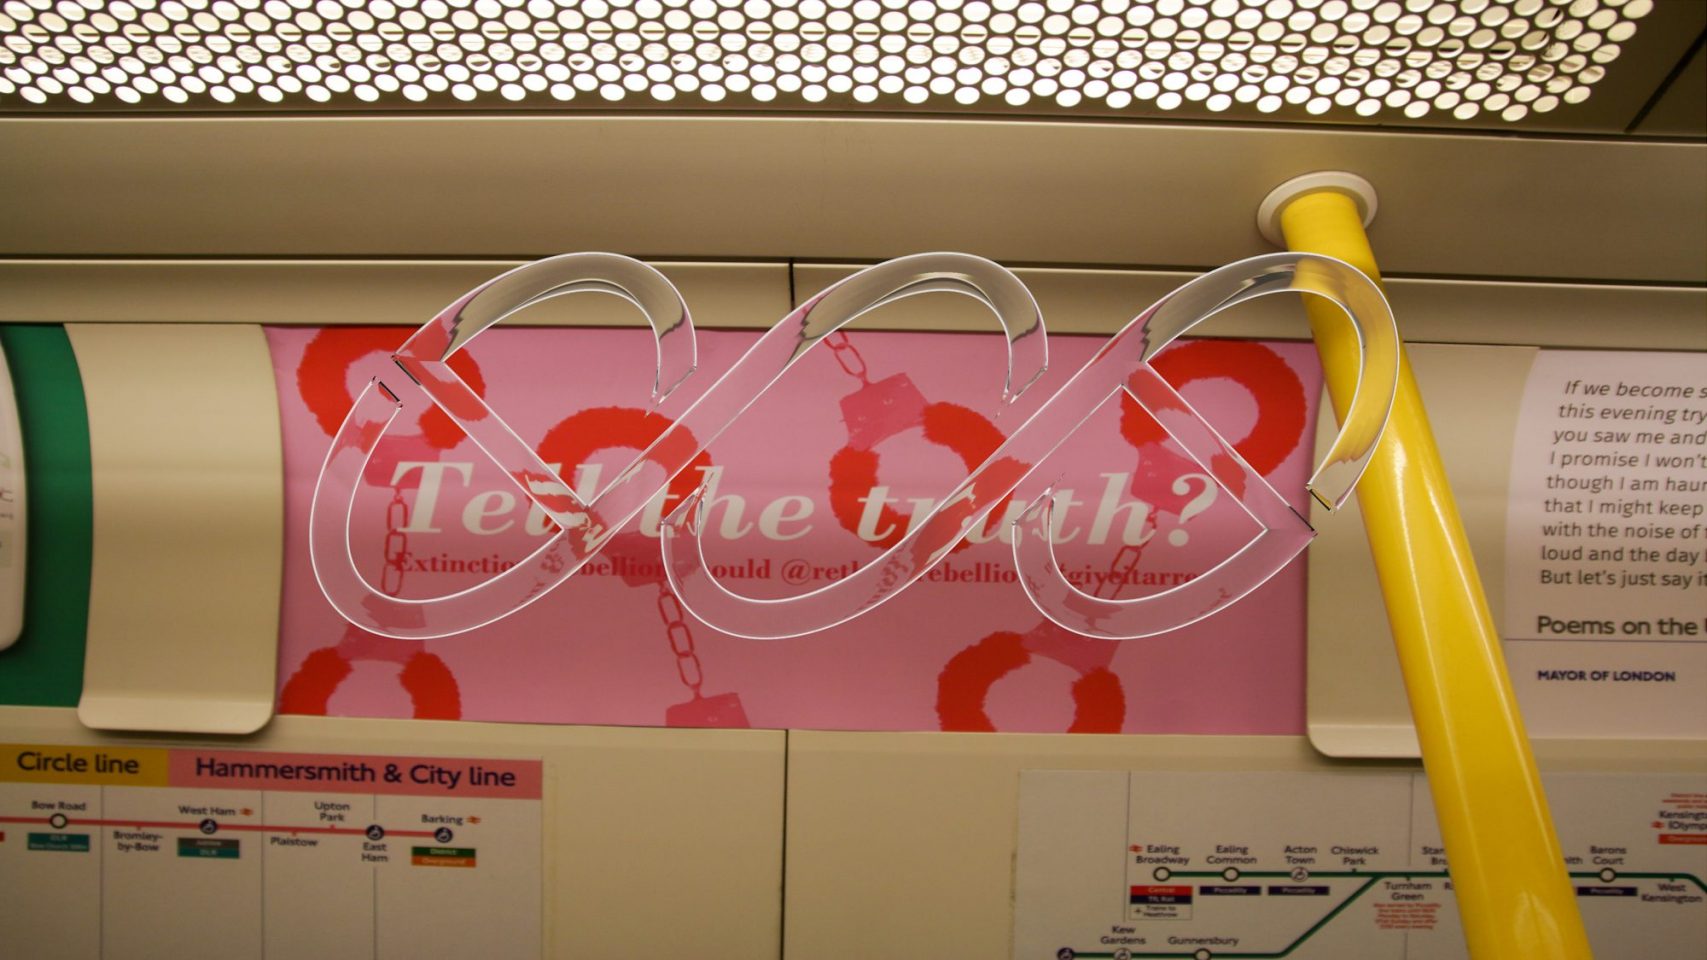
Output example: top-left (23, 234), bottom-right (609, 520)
top-left (1268, 176), bottom-right (1593, 959)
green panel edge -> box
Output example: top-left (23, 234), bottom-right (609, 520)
top-left (0, 325), bottom-right (92, 706)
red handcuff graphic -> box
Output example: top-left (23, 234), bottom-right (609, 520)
top-left (934, 340), bottom-right (1307, 732)
top-left (535, 407), bottom-right (751, 728)
top-left (816, 331), bottom-right (1108, 729)
top-left (824, 332), bottom-right (1011, 552)
top-left (817, 328), bottom-right (1133, 731)
top-left (279, 328), bottom-right (486, 719)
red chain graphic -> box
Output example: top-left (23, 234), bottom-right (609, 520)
top-left (279, 484), bottom-right (462, 719)
top-left (282, 328), bottom-right (473, 718)
top-left (537, 407), bottom-right (749, 728)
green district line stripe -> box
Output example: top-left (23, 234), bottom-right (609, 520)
top-left (0, 325), bottom-right (93, 707)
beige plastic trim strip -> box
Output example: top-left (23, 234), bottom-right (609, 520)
top-left (4, 260), bottom-right (1704, 350)
top-left (0, 261), bottom-right (789, 330)
top-left (795, 265), bottom-right (1707, 348)
top-left (1, 117), bottom-right (1702, 283)
top-left (0, 705), bottom-right (786, 958)
top-left (66, 324), bottom-right (284, 734)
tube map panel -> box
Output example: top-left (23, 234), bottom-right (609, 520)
top-left (0, 743), bottom-right (542, 959)
top-left (1015, 769), bottom-right (1706, 960)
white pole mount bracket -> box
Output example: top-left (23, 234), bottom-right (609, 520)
top-left (1257, 171), bottom-right (1380, 247)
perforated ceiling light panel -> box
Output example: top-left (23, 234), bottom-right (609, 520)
top-left (0, 0), bottom-right (1659, 124)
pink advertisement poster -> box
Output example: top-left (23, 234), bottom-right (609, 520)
top-left (267, 325), bottom-right (1323, 735)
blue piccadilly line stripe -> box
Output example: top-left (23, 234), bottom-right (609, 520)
top-left (0, 325), bottom-right (93, 707)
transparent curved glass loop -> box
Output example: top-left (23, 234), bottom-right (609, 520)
top-left (309, 253), bottom-right (698, 639)
top-left (1133, 252), bottom-right (1399, 511)
top-left (417, 251), bottom-right (698, 403)
top-left (802, 265), bottom-right (1047, 402)
top-left (1012, 252), bottom-right (1399, 639)
top-left (311, 252), bottom-right (1044, 639)
top-left (665, 252), bottom-right (1397, 640)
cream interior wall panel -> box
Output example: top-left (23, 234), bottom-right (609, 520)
top-left (1306, 344), bottom-right (1538, 758)
top-left (66, 324), bottom-right (283, 735)
top-left (0, 706), bottom-right (785, 959)
top-left (1, 118), bottom-right (1702, 283)
top-left (783, 732), bottom-right (1332, 960)
top-left (535, 727), bottom-right (784, 959)
top-left (1380, 280), bottom-right (1707, 352)
top-left (783, 729), bottom-right (1701, 960)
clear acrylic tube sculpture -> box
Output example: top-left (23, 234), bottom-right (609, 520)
top-left (311, 251), bottom-right (1397, 641)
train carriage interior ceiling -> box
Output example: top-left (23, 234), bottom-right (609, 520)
top-left (0, 0), bottom-right (1702, 280)
top-left (0, 3), bottom-right (1703, 960)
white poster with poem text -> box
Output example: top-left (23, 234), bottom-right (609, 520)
top-left (1504, 350), bottom-right (1706, 739)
